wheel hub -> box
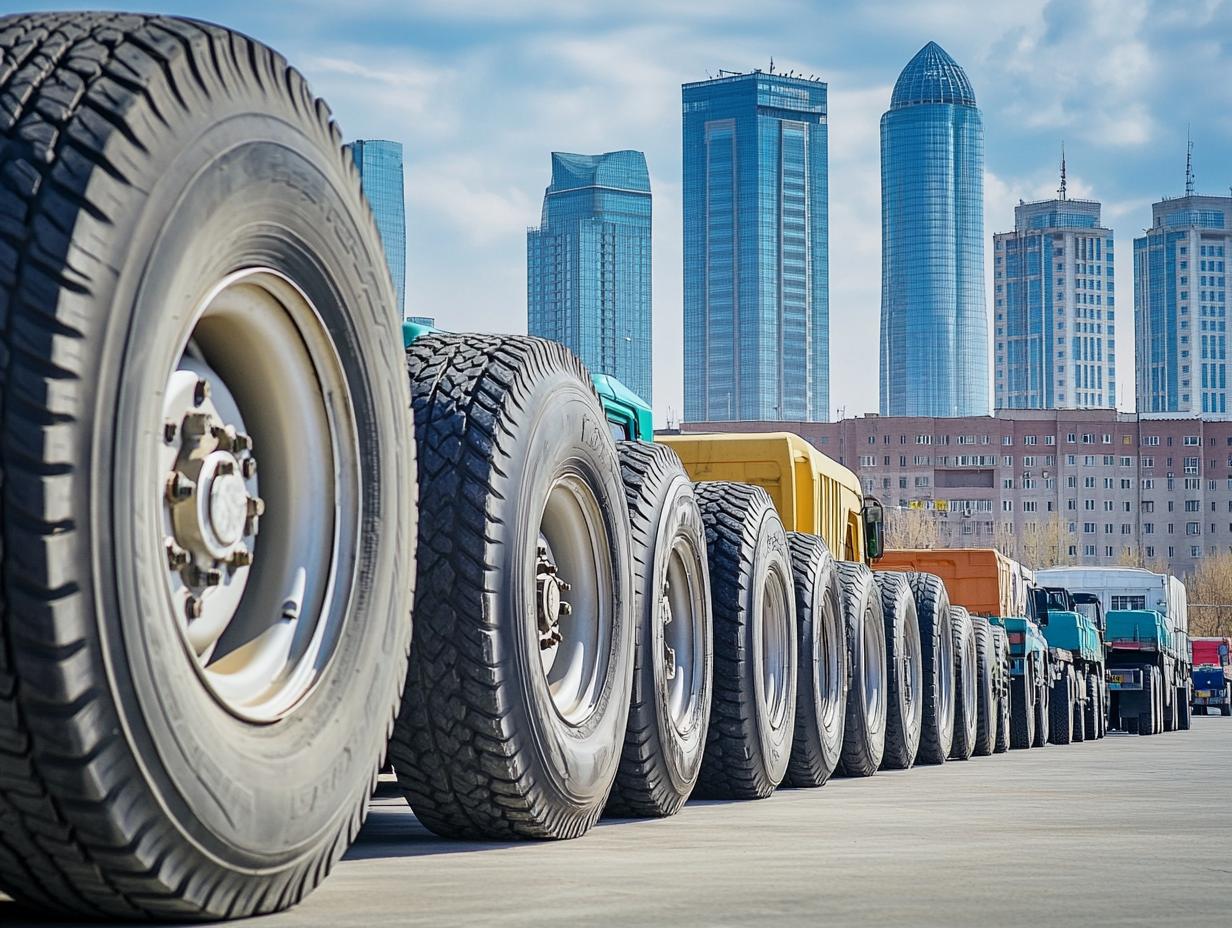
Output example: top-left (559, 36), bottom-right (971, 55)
top-left (535, 540), bottom-right (572, 653)
top-left (658, 586), bottom-right (677, 680)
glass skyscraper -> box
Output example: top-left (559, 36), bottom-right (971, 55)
top-left (682, 70), bottom-right (829, 422)
top-left (346, 139), bottom-right (407, 317)
top-left (527, 151), bottom-right (652, 403)
top-left (994, 194), bottom-right (1115, 409)
top-left (880, 42), bottom-right (988, 417)
top-left (1135, 194), bottom-right (1232, 416)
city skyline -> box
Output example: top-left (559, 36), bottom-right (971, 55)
top-left (76, 0), bottom-right (1232, 423)
top-left (345, 139), bottom-right (407, 317)
top-left (528, 150), bottom-right (654, 402)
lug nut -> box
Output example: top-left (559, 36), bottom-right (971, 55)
top-left (242, 457), bottom-right (258, 480)
top-left (233, 432), bottom-right (253, 453)
top-left (185, 595), bottom-right (203, 620)
top-left (559, 602), bottom-right (573, 617)
top-left (163, 420), bottom-right (178, 444)
top-left (165, 471), bottom-right (193, 502)
top-left (165, 540), bottom-right (190, 571)
top-left (194, 567), bottom-right (223, 587)
top-left (230, 547), bottom-right (253, 567)
top-left (193, 377), bottom-right (210, 406)
top-left (217, 459), bottom-right (236, 476)
top-left (211, 424), bottom-right (236, 451)
top-left (247, 496), bottom-right (265, 517)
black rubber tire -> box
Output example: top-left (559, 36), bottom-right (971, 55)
top-left (836, 562), bottom-right (887, 777)
top-left (950, 609), bottom-right (978, 761)
top-left (1034, 656), bottom-right (1051, 748)
top-left (993, 630), bottom-right (1011, 754)
top-left (1010, 658), bottom-right (1037, 750)
top-left (1050, 665), bottom-right (1074, 745)
top-left (1072, 670), bottom-right (1087, 743)
top-left (391, 334), bottom-right (634, 839)
top-left (1164, 680), bottom-right (1178, 732)
top-left (0, 13), bottom-right (416, 920)
top-left (970, 615), bottom-right (996, 756)
top-left (693, 482), bottom-right (796, 800)
top-left (1221, 703), bottom-right (1231, 717)
top-left (1125, 715), bottom-right (1140, 734)
top-left (1138, 666), bottom-right (1158, 736)
top-left (783, 533), bottom-right (848, 788)
top-left (1177, 684), bottom-right (1191, 730)
top-left (605, 442), bottom-right (712, 818)
top-left (905, 573), bottom-right (955, 765)
top-left (877, 573), bottom-right (922, 771)
top-left (1084, 669), bottom-right (1101, 739)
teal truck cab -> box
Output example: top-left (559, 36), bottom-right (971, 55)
top-left (1031, 587), bottom-right (1107, 743)
top-left (1104, 608), bottom-right (1189, 735)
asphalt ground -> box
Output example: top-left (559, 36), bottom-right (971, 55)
top-left (4, 716), bottom-right (1230, 927)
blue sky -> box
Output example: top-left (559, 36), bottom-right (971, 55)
top-left (15, 0), bottom-right (1232, 420)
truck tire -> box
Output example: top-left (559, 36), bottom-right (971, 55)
top-left (877, 572), bottom-right (922, 770)
top-left (1033, 657), bottom-right (1051, 748)
top-left (1011, 657), bottom-right (1037, 749)
top-left (950, 609), bottom-right (978, 761)
top-left (905, 573), bottom-right (955, 765)
top-left (693, 483), bottom-right (796, 799)
top-left (0, 13), bottom-right (416, 920)
top-left (783, 533), bottom-right (847, 788)
top-left (1177, 683), bottom-right (1191, 730)
top-left (836, 562), bottom-right (887, 777)
top-left (604, 443), bottom-right (712, 818)
top-left (1084, 670), bottom-right (1101, 739)
top-left (392, 334), bottom-right (634, 839)
top-left (970, 616), bottom-right (996, 756)
top-left (1222, 702), bottom-right (1231, 717)
top-left (1138, 666), bottom-right (1159, 736)
top-left (1164, 680), bottom-right (1178, 732)
top-left (1050, 666), bottom-right (1074, 745)
top-left (1072, 670), bottom-right (1087, 743)
top-left (994, 632), bottom-right (1011, 753)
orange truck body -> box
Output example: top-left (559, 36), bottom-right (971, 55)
top-left (875, 548), bottom-right (1030, 618)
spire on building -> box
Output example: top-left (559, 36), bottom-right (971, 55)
top-left (1185, 128), bottom-right (1195, 197)
top-left (1058, 142), bottom-right (1067, 201)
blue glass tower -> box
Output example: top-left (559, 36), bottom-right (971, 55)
top-left (347, 139), bottom-right (406, 317)
top-left (527, 151), bottom-right (653, 403)
top-left (682, 70), bottom-right (829, 422)
top-left (994, 189), bottom-right (1115, 410)
top-left (880, 43), bottom-right (988, 417)
top-left (1135, 194), bottom-right (1232, 416)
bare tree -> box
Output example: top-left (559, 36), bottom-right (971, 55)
top-left (1186, 551), bottom-right (1232, 637)
top-left (1015, 515), bottom-right (1075, 570)
top-left (886, 507), bottom-right (939, 550)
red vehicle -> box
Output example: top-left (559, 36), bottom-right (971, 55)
top-left (1191, 637), bottom-right (1232, 716)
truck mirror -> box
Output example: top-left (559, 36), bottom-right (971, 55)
top-left (862, 496), bottom-right (885, 561)
top-left (1221, 643), bottom-right (1230, 661)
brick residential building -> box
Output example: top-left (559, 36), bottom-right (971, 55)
top-left (680, 409), bottom-right (1232, 577)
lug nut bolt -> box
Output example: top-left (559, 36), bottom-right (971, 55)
top-left (247, 496), bottom-right (265, 517)
top-left (195, 567), bottom-right (223, 587)
top-left (217, 459), bottom-right (236, 476)
top-left (163, 420), bottom-right (178, 444)
top-left (242, 457), bottom-right (257, 479)
top-left (559, 602), bottom-right (573, 617)
top-left (165, 471), bottom-right (193, 502)
top-left (233, 432), bottom-right (253, 453)
top-left (165, 540), bottom-right (189, 571)
top-left (183, 412), bottom-right (211, 437)
top-left (185, 595), bottom-right (203, 620)
top-left (230, 547), bottom-right (253, 567)
top-left (193, 377), bottom-right (210, 406)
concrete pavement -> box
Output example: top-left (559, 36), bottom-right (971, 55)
top-left (5, 717), bottom-right (1230, 927)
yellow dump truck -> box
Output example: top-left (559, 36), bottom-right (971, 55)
top-left (660, 432), bottom-right (962, 772)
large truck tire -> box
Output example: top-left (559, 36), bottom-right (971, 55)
top-left (905, 573), bottom-right (955, 765)
top-left (970, 615), bottom-right (996, 756)
top-left (1221, 701), bottom-right (1231, 717)
top-left (1084, 671), bottom-right (1102, 739)
top-left (876, 573), bottom-right (922, 770)
top-left (1138, 665), bottom-right (1159, 736)
top-left (1177, 684), bottom-right (1191, 730)
top-left (604, 443), bottom-right (712, 818)
top-left (0, 13), bottom-right (416, 920)
top-left (692, 483), bottom-right (796, 799)
top-left (836, 562), bottom-right (887, 777)
top-left (1033, 657), bottom-right (1051, 748)
top-left (1050, 665), bottom-right (1075, 745)
top-left (1163, 680), bottom-right (1177, 732)
top-left (949, 609), bottom-right (978, 761)
top-left (783, 533), bottom-right (848, 788)
top-left (392, 334), bottom-right (634, 838)
top-left (993, 630), bottom-right (1011, 753)
top-left (1072, 670), bottom-right (1087, 743)
top-left (1010, 658), bottom-right (1037, 749)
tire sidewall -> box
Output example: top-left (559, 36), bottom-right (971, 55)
top-left (748, 509), bottom-right (796, 783)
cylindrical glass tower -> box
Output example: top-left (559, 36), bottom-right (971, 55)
top-left (880, 42), bottom-right (988, 417)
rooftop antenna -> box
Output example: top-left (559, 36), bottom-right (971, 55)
top-left (1058, 141), bottom-right (1067, 201)
top-left (769, 56), bottom-right (775, 74)
top-left (1185, 126), bottom-right (1195, 197)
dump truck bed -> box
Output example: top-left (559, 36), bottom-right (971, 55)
top-left (875, 548), bottom-right (1025, 618)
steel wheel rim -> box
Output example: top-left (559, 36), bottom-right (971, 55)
top-left (536, 472), bottom-right (613, 725)
top-left (759, 565), bottom-right (793, 730)
top-left (663, 536), bottom-right (705, 733)
top-left (962, 634), bottom-right (977, 725)
top-left (819, 585), bottom-right (843, 732)
top-left (902, 610), bottom-right (923, 733)
top-left (156, 268), bottom-right (360, 723)
top-left (939, 617), bottom-right (956, 734)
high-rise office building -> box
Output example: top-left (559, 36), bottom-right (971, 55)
top-left (527, 151), bottom-right (653, 403)
top-left (682, 69), bottom-right (829, 422)
top-left (994, 171), bottom-right (1116, 410)
top-left (880, 42), bottom-right (987, 418)
top-left (347, 139), bottom-right (407, 316)
top-left (1135, 190), bottom-right (1232, 417)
